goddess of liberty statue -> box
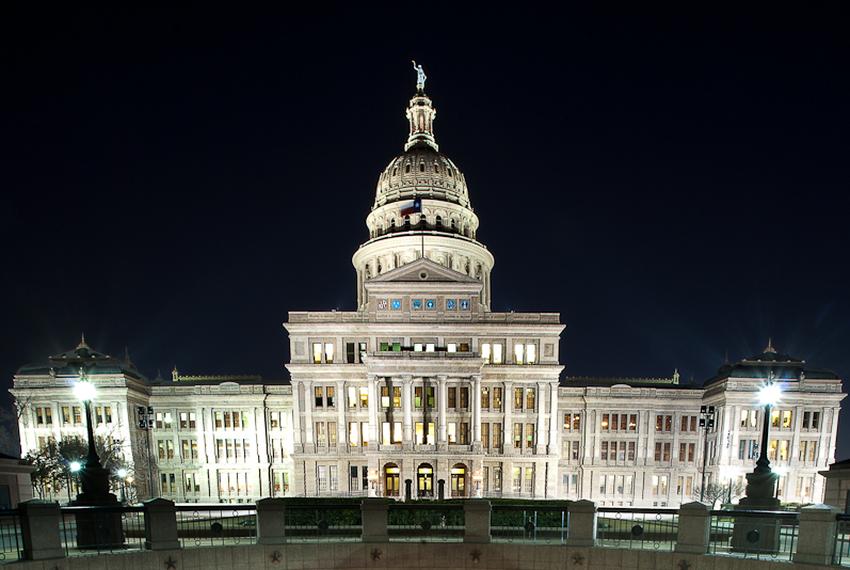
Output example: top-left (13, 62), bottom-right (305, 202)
top-left (412, 60), bottom-right (427, 91)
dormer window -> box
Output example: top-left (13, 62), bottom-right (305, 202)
top-left (405, 163), bottom-right (411, 174)
top-left (419, 162), bottom-right (425, 172)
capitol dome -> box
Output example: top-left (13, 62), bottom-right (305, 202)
top-left (353, 73), bottom-right (493, 310)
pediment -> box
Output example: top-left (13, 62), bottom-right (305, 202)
top-left (367, 258), bottom-right (481, 284)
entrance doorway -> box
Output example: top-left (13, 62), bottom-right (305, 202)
top-left (417, 463), bottom-right (434, 497)
top-left (384, 463), bottom-right (400, 497)
top-left (450, 463), bottom-right (467, 497)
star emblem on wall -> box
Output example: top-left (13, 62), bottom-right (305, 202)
top-left (571, 552), bottom-right (584, 566)
top-left (370, 548), bottom-right (383, 561)
top-left (470, 549), bottom-right (482, 563)
top-left (270, 551), bottom-right (282, 564)
top-left (164, 556), bottom-right (178, 570)
top-left (677, 560), bottom-right (691, 570)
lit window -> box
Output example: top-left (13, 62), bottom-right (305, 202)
top-left (492, 343), bottom-right (503, 364)
top-left (514, 343), bottom-right (524, 365)
top-left (324, 343), bottom-right (334, 364)
top-left (481, 343), bottom-right (491, 361)
top-left (425, 299), bottom-right (436, 309)
top-left (526, 344), bottom-right (537, 364)
top-left (312, 343), bottom-right (322, 364)
top-left (412, 299), bottom-right (422, 310)
top-left (447, 343), bottom-right (457, 353)
top-left (460, 299), bottom-right (470, 310)
top-left (446, 299), bottom-right (457, 310)
top-left (425, 343), bottom-right (435, 352)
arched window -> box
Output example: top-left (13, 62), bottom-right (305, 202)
top-left (405, 163), bottom-right (411, 174)
top-left (384, 463), bottom-right (400, 497)
top-left (435, 215), bottom-right (442, 228)
top-left (419, 162), bottom-right (425, 173)
top-left (417, 463), bottom-right (434, 498)
top-left (434, 163), bottom-right (440, 174)
top-left (450, 463), bottom-right (467, 498)
top-left (403, 215), bottom-right (411, 229)
top-left (450, 218), bottom-right (457, 231)
top-left (392, 167), bottom-right (398, 176)
top-left (390, 218), bottom-right (396, 231)
top-left (447, 167), bottom-right (453, 178)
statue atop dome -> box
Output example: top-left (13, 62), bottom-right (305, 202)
top-left (412, 60), bottom-right (426, 92)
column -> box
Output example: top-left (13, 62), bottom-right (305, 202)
top-left (503, 381), bottom-right (513, 456)
top-left (535, 382), bottom-right (546, 455)
top-left (402, 376), bottom-right (413, 448)
top-left (438, 375), bottom-right (448, 450)
top-left (291, 383), bottom-right (302, 449)
top-left (367, 375), bottom-right (379, 448)
top-left (303, 381), bottom-right (314, 450)
top-left (548, 382), bottom-right (559, 454)
top-left (336, 381), bottom-right (346, 449)
top-left (472, 375), bottom-right (482, 447)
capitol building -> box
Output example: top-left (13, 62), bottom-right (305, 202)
top-left (10, 74), bottom-right (845, 508)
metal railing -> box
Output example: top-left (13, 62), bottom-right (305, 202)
top-left (175, 505), bottom-right (257, 548)
top-left (283, 503), bottom-right (361, 542)
top-left (708, 509), bottom-right (799, 561)
top-left (387, 502), bottom-right (464, 542)
top-left (60, 505), bottom-right (146, 555)
top-left (833, 514), bottom-right (850, 565)
top-left (596, 507), bottom-right (679, 551)
top-left (0, 510), bottom-right (21, 562)
top-left (490, 504), bottom-right (569, 543)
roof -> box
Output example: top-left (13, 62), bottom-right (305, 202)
top-left (562, 375), bottom-right (697, 390)
top-left (703, 344), bottom-right (840, 387)
top-left (16, 338), bottom-right (147, 381)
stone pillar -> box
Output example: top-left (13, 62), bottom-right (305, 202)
top-left (464, 499), bottom-right (491, 543)
top-left (548, 382), bottom-right (559, 454)
top-left (472, 375), bottom-right (482, 447)
top-left (402, 376), bottom-right (413, 447)
top-left (793, 503), bottom-right (840, 565)
top-left (675, 501), bottom-right (710, 553)
top-left (361, 498), bottom-right (389, 542)
top-left (368, 375), bottom-right (379, 449)
top-left (438, 375), bottom-right (448, 450)
top-left (535, 382), bottom-right (547, 455)
top-left (503, 381), bottom-right (513, 456)
top-left (19, 500), bottom-right (64, 561)
top-left (256, 498), bottom-right (286, 545)
top-left (303, 380), bottom-right (314, 449)
top-left (566, 500), bottom-right (597, 547)
top-left (337, 380), bottom-right (346, 449)
top-left (143, 498), bottom-right (179, 551)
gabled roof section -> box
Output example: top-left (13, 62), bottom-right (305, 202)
top-left (366, 258), bottom-right (481, 285)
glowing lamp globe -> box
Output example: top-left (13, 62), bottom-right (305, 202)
top-left (116, 468), bottom-right (128, 478)
top-left (70, 461), bottom-right (82, 473)
top-left (758, 383), bottom-right (782, 407)
top-left (73, 380), bottom-right (97, 402)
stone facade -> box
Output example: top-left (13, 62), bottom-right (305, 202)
top-left (10, 78), bottom-right (846, 506)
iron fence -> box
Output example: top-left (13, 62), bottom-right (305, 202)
top-left (708, 509), bottom-right (799, 561)
top-left (596, 507), bottom-right (679, 551)
top-left (175, 505), bottom-right (257, 548)
top-left (0, 510), bottom-right (21, 562)
top-left (490, 504), bottom-right (569, 543)
top-left (387, 502), bottom-right (464, 542)
top-left (60, 505), bottom-right (146, 555)
top-left (283, 503), bottom-right (361, 542)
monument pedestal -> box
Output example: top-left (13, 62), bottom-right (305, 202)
top-left (731, 470), bottom-right (780, 555)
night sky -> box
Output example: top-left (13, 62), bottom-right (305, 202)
top-left (3, 7), bottom-right (850, 455)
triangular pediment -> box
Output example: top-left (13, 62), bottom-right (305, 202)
top-left (368, 258), bottom-right (481, 284)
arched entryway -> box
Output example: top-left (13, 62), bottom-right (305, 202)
top-left (417, 463), bottom-right (434, 498)
top-left (384, 463), bottom-right (400, 497)
top-left (450, 463), bottom-right (467, 498)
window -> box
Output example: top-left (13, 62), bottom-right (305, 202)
top-left (447, 422), bottom-right (457, 444)
top-left (324, 343), bottom-right (334, 363)
top-left (738, 438), bottom-right (757, 460)
top-left (652, 475), bottom-right (669, 496)
top-left (627, 441), bottom-right (636, 461)
top-left (680, 415), bottom-right (697, 432)
top-left (526, 388), bottom-right (535, 410)
top-left (448, 387), bottom-right (457, 409)
top-left (601, 441), bottom-right (609, 461)
top-left (61, 406), bottom-right (71, 425)
top-left (392, 387), bottom-right (401, 408)
top-left (315, 422), bottom-right (327, 446)
top-left (481, 342), bottom-right (503, 364)
top-left (514, 388), bottom-right (523, 411)
top-left (459, 387), bottom-right (469, 409)
top-left (769, 439), bottom-right (790, 461)
top-left (492, 423), bottom-right (502, 450)
top-left (381, 386), bottom-right (390, 409)
top-left (481, 423), bottom-right (490, 449)
top-left (326, 386), bottom-right (335, 407)
top-left (381, 422), bottom-right (402, 444)
top-left (181, 439), bottom-right (199, 460)
top-left (415, 422), bottom-right (435, 445)
top-left (513, 342), bottom-right (538, 364)
top-left (155, 412), bottom-right (173, 430)
top-left (654, 442), bottom-right (672, 462)
top-left (740, 409), bottom-right (759, 428)
top-left (35, 407), bottom-right (53, 426)
top-left (602, 414), bottom-right (609, 430)
top-left (513, 423), bottom-right (522, 448)
top-left (179, 412), bottom-right (196, 429)
top-left (314, 387), bottom-right (324, 408)
top-left (157, 439), bottom-right (175, 460)
top-left (459, 422), bottom-right (470, 445)
top-left (359, 387), bottom-right (369, 407)
top-left (493, 388), bottom-right (503, 411)
top-left (73, 406), bottom-right (82, 424)
top-left (512, 467), bottom-right (522, 494)
top-left (799, 440), bottom-right (818, 462)
top-left (481, 387), bottom-right (490, 409)
top-left (524, 467), bottom-right (534, 494)
top-left (679, 443), bottom-right (695, 463)
top-left (655, 415), bottom-right (672, 432)
top-left (564, 413), bottom-right (581, 431)
top-left (525, 423), bottom-right (535, 448)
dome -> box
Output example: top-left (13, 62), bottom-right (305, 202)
top-left (374, 145), bottom-right (470, 209)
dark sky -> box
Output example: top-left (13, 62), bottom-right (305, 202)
top-left (3, 6), bottom-right (850, 454)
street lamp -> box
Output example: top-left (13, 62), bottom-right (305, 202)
top-left (116, 468), bottom-right (128, 503)
top-left (754, 376), bottom-right (781, 477)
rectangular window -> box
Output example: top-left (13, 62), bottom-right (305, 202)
top-left (492, 343), bottom-right (503, 364)
top-left (312, 343), bottom-right (322, 363)
top-left (602, 414), bottom-right (610, 430)
top-left (627, 441), bottom-right (636, 461)
top-left (781, 410), bottom-right (792, 429)
top-left (359, 387), bottom-right (369, 408)
top-left (392, 387), bottom-right (401, 408)
top-left (448, 422), bottom-right (457, 444)
top-left (481, 343), bottom-right (491, 362)
top-left (314, 387), bottom-right (324, 408)
top-left (460, 422), bottom-right (470, 445)
top-left (348, 422), bottom-right (359, 446)
top-left (526, 388), bottom-right (535, 411)
top-left (460, 387), bottom-right (469, 409)
top-left (601, 441), bottom-right (609, 461)
top-left (346, 342), bottom-right (356, 363)
top-left (629, 414), bottom-right (637, 431)
top-left (448, 387), bottom-right (457, 409)
top-left (324, 342), bottom-right (334, 364)
top-left (381, 386), bottom-right (390, 409)
top-left (73, 406), bottom-right (82, 425)
top-left (481, 387), bottom-right (490, 409)
top-left (493, 388), bottom-right (502, 411)
top-left (514, 388), bottom-right (523, 411)
top-left (493, 423), bottom-right (502, 450)
top-left (61, 406), bottom-right (71, 425)
top-left (326, 386), bottom-right (335, 408)
top-left (526, 343), bottom-right (536, 364)
top-left (513, 423), bottom-right (522, 448)
top-left (482, 423), bottom-right (490, 449)
top-left (524, 467), bottom-right (534, 494)
top-left (316, 422), bottom-right (327, 446)
top-left (328, 422), bottom-right (337, 446)
top-left (514, 343), bottom-right (524, 365)
top-left (525, 423), bottom-right (535, 447)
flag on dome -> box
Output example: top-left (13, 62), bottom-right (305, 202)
top-left (400, 198), bottom-right (422, 216)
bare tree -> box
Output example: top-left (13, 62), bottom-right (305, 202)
top-left (693, 481), bottom-right (746, 508)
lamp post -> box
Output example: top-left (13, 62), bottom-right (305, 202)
top-left (698, 405), bottom-right (716, 502)
top-left (116, 468), bottom-right (128, 504)
top-left (72, 373), bottom-right (113, 503)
